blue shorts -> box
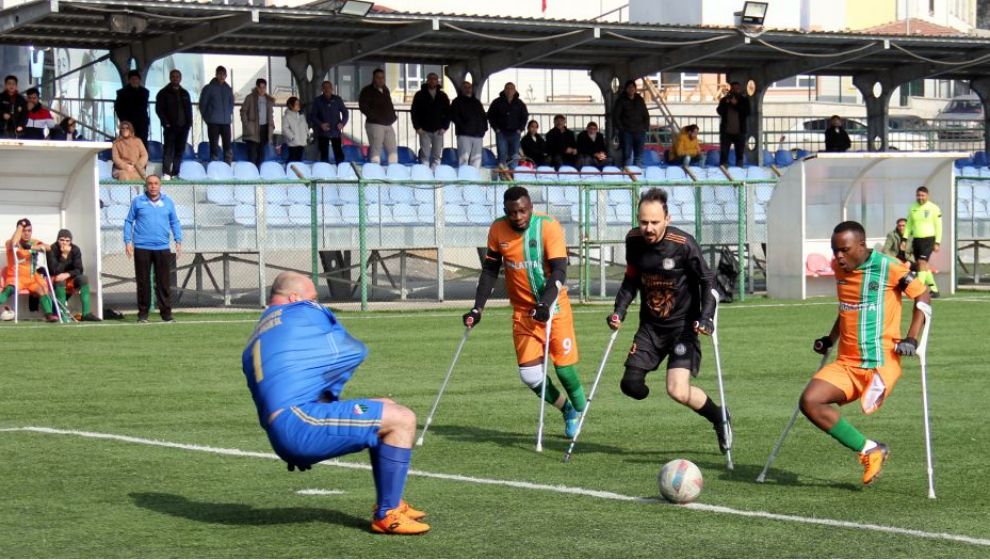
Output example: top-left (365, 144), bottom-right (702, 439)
top-left (266, 399), bottom-right (384, 468)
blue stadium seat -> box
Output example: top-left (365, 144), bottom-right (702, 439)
top-left (392, 205), bottom-right (418, 224)
top-left (341, 205), bottom-right (360, 225)
top-left (98, 159), bottom-right (113, 181)
top-left (266, 205), bottom-right (291, 226)
top-left (311, 162), bottom-right (336, 179)
top-left (361, 163), bottom-right (386, 180)
top-left (957, 181), bottom-right (974, 220)
top-left (444, 203), bottom-right (468, 225)
top-left (641, 150), bottom-right (662, 167)
top-left (265, 185), bottom-right (289, 206)
top-left (147, 141), bottom-right (164, 162)
top-left (434, 164), bottom-right (457, 182)
top-left (762, 149), bottom-right (774, 166)
top-left (386, 164), bottom-right (412, 181)
top-left (960, 165), bottom-right (979, 177)
top-left (260, 161), bottom-right (287, 180)
top-left (410, 164), bottom-right (435, 205)
top-left (287, 184), bottom-right (311, 206)
top-left (178, 160), bottom-right (206, 181)
top-left (388, 186), bottom-right (417, 206)
top-left (286, 162), bottom-right (311, 179)
top-left (182, 144), bottom-right (196, 161)
top-left (176, 205), bottom-right (194, 227)
top-left (98, 148), bottom-right (112, 161)
top-left (726, 166), bottom-right (746, 179)
top-left (973, 151), bottom-right (988, 167)
top-left (109, 185), bottom-right (135, 206)
top-left (441, 147), bottom-right (458, 167)
top-left (705, 151), bottom-right (721, 167)
top-left (774, 150), bottom-right (794, 167)
top-left (232, 162), bottom-right (260, 205)
top-left (467, 205), bottom-right (492, 224)
top-left (105, 205), bottom-right (129, 227)
top-left (343, 144), bottom-right (365, 163)
top-left (665, 166), bottom-right (688, 182)
top-left (481, 148), bottom-right (498, 168)
top-left (397, 146), bottom-right (418, 165)
top-left (197, 142), bottom-right (211, 161)
top-left (955, 157), bottom-right (974, 168)
top-left (794, 149), bottom-right (809, 160)
top-left (262, 144), bottom-right (280, 162)
top-left (728, 151), bottom-right (749, 166)
top-left (207, 161), bottom-right (234, 180)
top-left (643, 166), bottom-right (664, 182)
top-left (320, 204), bottom-right (343, 224)
top-left (746, 166), bottom-right (773, 180)
top-left (234, 204), bottom-right (256, 226)
top-left (337, 161), bottom-right (357, 179)
top-left (416, 205), bottom-right (435, 224)
top-left (535, 165), bottom-right (557, 183)
top-left (288, 205), bottom-right (311, 226)
top-left (232, 142), bottom-right (250, 162)
top-left (457, 166), bottom-right (481, 181)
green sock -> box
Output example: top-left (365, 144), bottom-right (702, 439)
top-left (40, 295), bottom-right (53, 315)
top-left (55, 284), bottom-right (67, 309)
top-left (0, 285), bottom-right (12, 304)
top-left (925, 270), bottom-right (939, 292)
top-left (79, 284), bottom-right (91, 316)
top-left (529, 377), bottom-right (561, 406)
top-left (554, 364), bottom-right (587, 411)
top-left (827, 417), bottom-right (868, 453)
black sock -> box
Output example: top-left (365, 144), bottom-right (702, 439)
top-left (695, 397), bottom-right (722, 424)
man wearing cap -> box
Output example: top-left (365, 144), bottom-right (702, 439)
top-left (46, 228), bottom-right (100, 321)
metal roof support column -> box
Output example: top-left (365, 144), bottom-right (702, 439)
top-left (445, 61), bottom-right (489, 97)
top-left (286, 54), bottom-right (330, 108)
top-left (969, 77), bottom-right (990, 159)
top-left (853, 72), bottom-right (894, 152)
top-left (591, 63), bottom-right (630, 164)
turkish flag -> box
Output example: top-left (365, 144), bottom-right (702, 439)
top-left (542, 0), bottom-right (547, 12)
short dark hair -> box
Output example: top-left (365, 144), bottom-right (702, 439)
top-left (24, 87), bottom-right (39, 97)
top-left (127, 70), bottom-right (141, 79)
top-left (830, 114), bottom-right (841, 120)
top-left (504, 186), bottom-right (531, 203)
top-left (917, 186), bottom-right (929, 194)
top-left (624, 79), bottom-right (636, 89)
top-left (587, 121), bottom-right (599, 129)
top-left (639, 188), bottom-right (669, 214)
top-left (287, 96), bottom-right (299, 109)
top-left (373, 68), bottom-right (385, 76)
top-left (16, 217), bottom-right (31, 228)
top-left (833, 220), bottom-right (866, 240)
top-left (256, 78), bottom-right (267, 87)
top-left (216, 65), bottom-right (227, 75)
top-left (527, 119), bottom-right (538, 128)
top-left (684, 124), bottom-right (699, 133)
top-left (896, 218), bottom-right (907, 225)
top-left (553, 114), bottom-right (566, 122)
top-left (730, 81), bottom-right (741, 86)
top-left (4, 75), bottom-right (17, 84)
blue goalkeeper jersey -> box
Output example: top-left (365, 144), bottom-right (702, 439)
top-left (242, 301), bottom-right (368, 428)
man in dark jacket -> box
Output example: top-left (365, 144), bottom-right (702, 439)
top-left (449, 81), bottom-right (488, 169)
top-left (199, 66), bottom-right (235, 163)
top-left (308, 80), bottom-right (349, 163)
top-left (545, 114), bottom-right (578, 169)
top-left (1, 75), bottom-right (27, 138)
top-left (359, 68), bottom-right (398, 164)
top-left (824, 115), bottom-right (852, 153)
top-left (716, 81), bottom-right (750, 166)
top-left (411, 72), bottom-right (451, 168)
top-left (487, 82), bottom-right (528, 168)
top-left (576, 121), bottom-right (612, 169)
top-left (115, 70), bottom-right (150, 147)
top-left (612, 80), bottom-right (650, 166)
top-left (156, 69), bottom-right (193, 179)
top-left (45, 229), bottom-right (100, 321)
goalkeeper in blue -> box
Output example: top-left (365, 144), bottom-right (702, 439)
top-left (241, 271), bottom-right (429, 535)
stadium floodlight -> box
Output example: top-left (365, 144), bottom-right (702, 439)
top-left (739, 1), bottom-right (768, 26)
top-left (338, 0), bottom-right (373, 17)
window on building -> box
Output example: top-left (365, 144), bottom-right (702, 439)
top-left (398, 63), bottom-right (423, 92)
top-left (771, 75), bottom-right (816, 89)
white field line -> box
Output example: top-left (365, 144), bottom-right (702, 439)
top-left (1, 296), bottom-right (988, 329)
top-left (5, 426), bottom-right (990, 548)
top-left (296, 489), bottom-right (346, 496)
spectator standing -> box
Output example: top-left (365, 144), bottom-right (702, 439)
top-left (22, 88), bottom-right (56, 140)
top-left (824, 115), bottom-right (852, 153)
top-left (1, 75), bottom-right (27, 138)
top-left (111, 121), bottom-right (149, 180)
top-left (545, 114), bottom-right (578, 169)
top-left (240, 78), bottom-right (275, 168)
top-left (114, 70), bottom-right (150, 147)
top-left (449, 80), bottom-right (487, 168)
top-left (411, 72), bottom-right (450, 169)
top-left (156, 69), bottom-right (193, 180)
top-left (881, 218), bottom-right (913, 264)
top-left (359, 68), bottom-right (398, 165)
top-left (124, 175), bottom-right (182, 323)
top-left (282, 96), bottom-right (308, 163)
top-left (46, 229), bottom-right (100, 321)
top-left (487, 82), bottom-right (528, 168)
top-left (308, 81), bottom-right (348, 164)
top-left (612, 80), bottom-right (650, 166)
top-left (667, 124), bottom-right (702, 166)
top-left (199, 66), bottom-right (234, 163)
top-left (48, 117), bottom-right (81, 141)
top-left (520, 120), bottom-right (547, 166)
top-left (576, 121), bottom-right (612, 169)
top-left (716, 81), bottom-right (750, 167)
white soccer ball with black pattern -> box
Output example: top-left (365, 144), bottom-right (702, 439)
top-left (0, 307), bottom-right (14, 321)
top-left (658, 459), bottom-right (703, 504)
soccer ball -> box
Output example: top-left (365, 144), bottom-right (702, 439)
top-left (0, 307), bottom-right (14, 321)
top-left (658, 459), bottom-right (703, 504)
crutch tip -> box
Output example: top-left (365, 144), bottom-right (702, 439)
top-left (415, 437), bottom-right (424, 447)
top-left (755, 475), bottom-right (766, 483)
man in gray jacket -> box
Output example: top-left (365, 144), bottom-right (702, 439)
top-left (199, 66), bottom-right (234, 163)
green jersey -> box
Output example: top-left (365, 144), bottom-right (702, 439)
top-left (905, 200), bottom-right (942, 243)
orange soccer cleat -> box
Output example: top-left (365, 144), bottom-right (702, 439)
top-left (370, 508), bottom-right (431, 535)
top-left (859, 443), bottom-right (889, 485)
top-left (372, 499), bottom-right (427, 521)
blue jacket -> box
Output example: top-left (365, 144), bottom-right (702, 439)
top-left (124, 192), bottom-right (183, 251)
top-left (198, 78), bottom-right (234, 125)
top-left (308, 93), bottom-right (349, 139)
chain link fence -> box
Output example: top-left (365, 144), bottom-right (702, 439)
top-left (955, 172), bottom-right (990, 286)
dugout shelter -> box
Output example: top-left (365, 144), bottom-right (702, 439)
top-left (767, 152), bottom-right (963, 300)
top-left (0, 139), bottom-right (110, 318)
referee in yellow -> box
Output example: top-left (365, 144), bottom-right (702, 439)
top-left (905, 186), bottom-right (942, 297)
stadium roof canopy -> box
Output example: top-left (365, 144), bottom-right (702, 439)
top-left (3, 0), bottom-right (990, 82)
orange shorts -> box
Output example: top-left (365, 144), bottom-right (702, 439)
top-left (813, 357), bottom-right (902, 415)
top-left (511, 302), bottom-right (579, 367)
top-left (3, 272), bottom-right (47, 295)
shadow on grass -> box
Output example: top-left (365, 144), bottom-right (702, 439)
top-left (620, 456), bottom-right (860, 492)
top-left (130, 492), bottom-right (367, 529)
top-left (427, 424), bottom-right (626, 454)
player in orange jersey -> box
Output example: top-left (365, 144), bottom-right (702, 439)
top-left (801, 221), bottom-right (930, 485)
top-left (1, 218), bottom-right (57, 322)
top-left (464, 186), bottom-right (586, 438)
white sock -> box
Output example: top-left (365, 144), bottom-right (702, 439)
top-left (861, 439), bottom-right (878, 454)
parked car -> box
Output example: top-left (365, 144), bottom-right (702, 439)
top-left (935, 94), bottom-right (983, 141)
top-left (779, 117), bottom-right (928, 152)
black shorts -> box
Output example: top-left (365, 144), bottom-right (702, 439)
top-left (912, 237), bottom-right (936, 261)
top-left (624, 324), bottom-right (702, 377)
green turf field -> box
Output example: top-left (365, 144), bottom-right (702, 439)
top-left (2, 295), bottom-right (989, 557)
